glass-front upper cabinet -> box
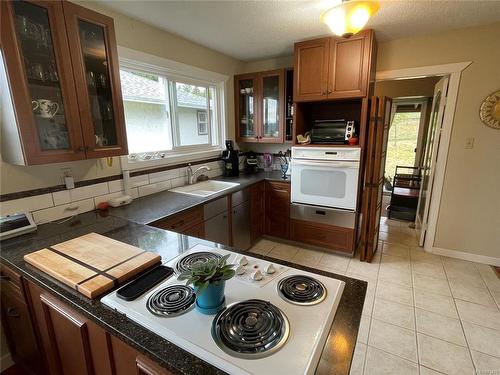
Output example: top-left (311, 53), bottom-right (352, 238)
top-left (1, 0), bottom-right (85, 164)
top-left (234, 69), bottom-right (285, 143)
top-left (260, 70), bottom-right (284, 143)
top-left (63, 2), bottom-right (127, 159)
top-left (235, 74), bottom-right (258, 141)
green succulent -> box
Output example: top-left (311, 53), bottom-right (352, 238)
top-left (177, 254), bottom-right (236, 295)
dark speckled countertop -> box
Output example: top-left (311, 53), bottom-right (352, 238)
top-left (0, 171), bottom-right (366, 375)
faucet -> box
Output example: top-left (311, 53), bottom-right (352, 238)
top-left (187, 164), bottom-right (211, 184)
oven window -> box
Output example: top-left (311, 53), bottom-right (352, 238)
top-left (300, 170), bottom-right (346, 198)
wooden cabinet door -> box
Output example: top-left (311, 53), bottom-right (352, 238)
top-left (136, 355), bottom-right (174, 375)
top-left (63, 2), bottom-right (128, 159)
top-left (259, 69), bottom-right (285, 143)
top-left (250, 182), bottom-right (265, 243)
top-left (293, 38), bottom-right (329, 102)
top-left (328, 30), bottom-right (373, 99)
top-left (1, 0), bottom-right (86, 165)
top-left (235, 73), bottom-right (260, 142)
top-left (265, 181), bottom-right (290, 239)
top-left (0, 280), bottom-right (43, 375)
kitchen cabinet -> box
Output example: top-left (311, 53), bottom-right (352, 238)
top-left (265, 181), bottom-right (290, 239)
top-left (293, 30), bottom-right (375, 102)
top-left (235, 69), bottom-right (285, 143)
top-left (250, 182), bottom-right (265, 244)
top-left (0, 0), bottom-right (127, 165)
top-left (0, 265), bottom-right (44, 375)
top-left (150, 206), bottom-right (204, 236)
top-left (290, 219), bottom-right (353, 253)
top-left (204, 197), bottom-right (230, 245)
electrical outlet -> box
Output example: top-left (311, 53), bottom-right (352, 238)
top-left (465, 137), bottom-right (474, 149)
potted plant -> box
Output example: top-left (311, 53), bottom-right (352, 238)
top-left (177, 254), bottom-right (235, 315)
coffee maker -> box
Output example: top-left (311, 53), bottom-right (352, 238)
top-left (222, 140), bottom-right (239, 177)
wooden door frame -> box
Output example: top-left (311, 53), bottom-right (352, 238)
top-left (375, 61), bottom-right (471, 252)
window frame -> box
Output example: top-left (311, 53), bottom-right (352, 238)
top-left (118, 47), bottom-right (228, 171)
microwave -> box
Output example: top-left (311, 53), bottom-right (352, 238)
top-left (310, 119), bottom-right (355, 144)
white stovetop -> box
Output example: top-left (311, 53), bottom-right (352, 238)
top-left (101, 245), bottom-right (345, 375)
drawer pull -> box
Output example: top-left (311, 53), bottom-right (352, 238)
top-left (0, 275), bottom-right (11, 281)
top-left (315, 210), bottom-right (326, 216)
top-left (6, 307), bottom-right (20, 318)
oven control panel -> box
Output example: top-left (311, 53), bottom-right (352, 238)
top-left (292, 146), bottom-right (360, 161)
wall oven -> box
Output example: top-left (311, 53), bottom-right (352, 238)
top-left (291, 147), bottom-right (361, 211)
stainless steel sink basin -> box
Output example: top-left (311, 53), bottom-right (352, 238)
top-left (169, 180), bottom-right (240, 197)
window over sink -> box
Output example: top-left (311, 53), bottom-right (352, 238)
top-left (118, 48), bottom-right (227, 169)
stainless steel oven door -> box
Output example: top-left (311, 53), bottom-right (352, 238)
top-left (291, 159), bottom-right (359, 210)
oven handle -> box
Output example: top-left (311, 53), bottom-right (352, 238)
top-left (291, 159), bottom-right (359, 168)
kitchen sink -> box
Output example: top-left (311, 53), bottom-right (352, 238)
top-left (169, 180), bottom-right (240, 197)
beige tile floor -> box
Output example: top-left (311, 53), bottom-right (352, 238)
top-left (248, 216), bottom-right (500, 375)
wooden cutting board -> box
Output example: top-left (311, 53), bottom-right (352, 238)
top-left (24, 233), bottom-right (161, 299)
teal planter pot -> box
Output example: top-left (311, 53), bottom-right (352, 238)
top-left (195, 281), bottom-right (226, 315)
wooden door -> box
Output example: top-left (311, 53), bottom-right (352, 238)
top-left (328, 30), bottom-right (373, 99)
top-left (1, 0), bottom-right (86, 164)
top-left (63, 2), bottom-right (128, 159)
top-left (293, 38), bottom-right (329, 102)
top-left (360, 97), bottom-right (392, 262)
top-left (250, 182), bottom-right (265, 243)
top-left (259, 69), bottom-right (285, 143)
top-left (235, 73), bottom-right (260, 142)
top-left (265, 181), bottom-right (290, 239)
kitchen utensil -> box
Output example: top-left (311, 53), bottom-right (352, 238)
top-left (23, 232), bottom-right (162, 299)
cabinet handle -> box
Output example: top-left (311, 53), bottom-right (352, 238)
top-left (322, 91), bottom-right (326, 96)
top-left (0, 275), bottom-right (10, 281)
top-left (327, 90), bottom-right (332, 94)
top-left (6, 307), bottom-right (20, 318)
top-left (76, 146), bottom-right (85, 152)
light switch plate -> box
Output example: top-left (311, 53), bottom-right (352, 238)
top-left (465, 137), bottom-right (474, 149)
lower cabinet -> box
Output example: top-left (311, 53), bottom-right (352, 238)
top-left (231, 189), bottom-right (251, 250)
top-left (250, 182), bottom-right (265, 244)
top-left (290, 219), bottom-right (354, 253)
top-left (203, 197), bottom-right (230, 245)
top-left (265, 181), bottom-right (290, 239)
top-left (150, 206), bottom-right (204, 236)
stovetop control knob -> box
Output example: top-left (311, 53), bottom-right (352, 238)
top-left (264, 263), bottom-right (276, 274)
top-left (236, 265), bottom-right (246, 275)
top-left (238, 256), bottom-right (248, 266)
top-left (250, 270), bottom-right (263, 281)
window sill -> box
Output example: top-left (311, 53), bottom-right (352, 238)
top-left (120, 149), bottom-right (222, 171)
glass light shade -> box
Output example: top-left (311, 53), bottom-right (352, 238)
top-left (321, 0), bottom-right (379, 38)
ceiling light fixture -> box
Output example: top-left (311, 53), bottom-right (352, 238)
top-left (320, 0), bottom-right (379, 38)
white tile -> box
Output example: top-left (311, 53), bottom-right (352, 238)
top-left (0, 194), bottom-right (53, 215)
top-left (130, 174), bottom-right (150, 187)
top-left (138, 181), bottom-right (172, 197)
top-left (357, 314), bottom-right (371, 344)
top-left (373, 298), bottom-right (415, 330)
top-left (148, 169), bottom-right (180, 184)
top-left (446, 269), bottom-right (486, 289)
top-left (291, 248), bottom-right (323, 267)
top-left (381, 254), bottom-right (411, 270)
top-left (376, 280), bottom-right (414, 306)
top-left (108, 179), bottom-right (123, 193)
top-left (32, 199), bottom-right (95, 224)
top-left (409, 248), bottom-right (442, 264)
top-left (413, 289), bottom-right (458, 319)
top-left (411, 261), bottom-right (446, 279)
top-left (171, 176), bottom-right (188, 188)
top-left (470, 350), bottom-right (500, 374)
top-left (378, 264), bottom-right (413, 288)
top-left (413, 273), bottom-right (451, 296)
top-left (251, 239), bottom-right (277, 253)
top-left (455, 299), bottom-right (500, 331)
top-left (70, 182), bottom-right (109, 201)
top-left (415, 308), bottom-right (467, 346)
top-left (364, 346), bottom-right (418, 375)
top-left (318, 253), bottom-right (351, 274)
top-left (349, 342), bottom-right (366, 375)
top-left (52, 190), bottom-right (71, 205)
top-left (417, 333), bottom-right (475, 375)
top-left (382, 243), bottom-right (410, 259)
top-left (418, 367), bottom-right (443, 375)
top-left (93, 189), bottom-right (139, 207)
top-left (368, 318), bottom-right (417, 362)
top-left (477, 264), bottom-right (500, 292)
top-left (346, 258), bottom-right (380, 279)
top-left (449, 278), bottom-right (496, 307)
top-left (493, 291), bottom-right (500, 309)
top-left (462, 321), bottom-right (500, 358)
top-left (268, 244), bottom-right (299, 262)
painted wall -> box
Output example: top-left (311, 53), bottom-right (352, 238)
top-left (0, 1), bottom-right (242, 194)
top-left (374, 76), bottom-right (440, 98)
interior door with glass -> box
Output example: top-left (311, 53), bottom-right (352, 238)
top-left (259, 69), bottom-right (284, 143)
top-left (416, 77), bottom-right (449, 246)
top-left (235, 73), bottom-right (258, 142)
top-left (62, 2), bottom-right (127, 159)
top-left (1, 0), bottom-right (85, 164)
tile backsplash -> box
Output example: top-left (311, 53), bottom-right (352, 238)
top-left (0, 161), bottom-right (223, 224)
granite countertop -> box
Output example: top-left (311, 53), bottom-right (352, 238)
top-left (0, 172), bottom-right (366, 375)
top-left (110, 170), bottom-right (289, 225)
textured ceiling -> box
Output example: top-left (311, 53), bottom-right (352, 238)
top-left (97, 0), bottom-right (500, 61)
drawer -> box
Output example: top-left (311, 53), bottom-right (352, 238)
top-left (232, 188), bottom-right (249, 207)
top-left (290, 203), bottom-right (355, 228)
top-left (1, 263), bottom-right (23, 292)
top-left (266, 181), bottom-right (290, 194)
top-left (150, 206), bottom-right (204, 233)
top-left (204, 197), bottom-right (228, 220)
top-left (290, 219), bottom-right (353, 253)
